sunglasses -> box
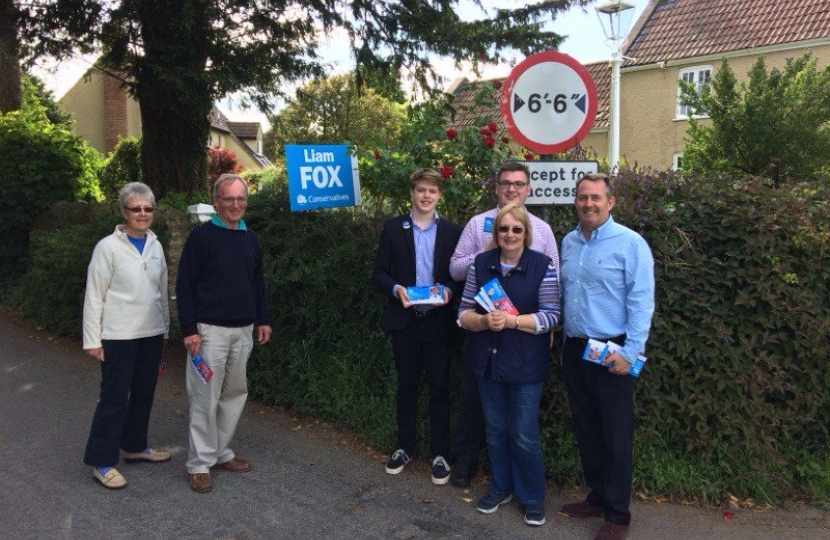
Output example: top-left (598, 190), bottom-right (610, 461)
top-left (497, 225), bottom-right (525, 234)
top-left (123, 206), bottom-right (155, 213)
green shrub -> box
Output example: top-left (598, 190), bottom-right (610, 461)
top-left (15, 205), bottom-right (171, 338)
top-left (99, 137), bottom-right (143, 202)
top-left (0, 110), bottom-right (102, 277)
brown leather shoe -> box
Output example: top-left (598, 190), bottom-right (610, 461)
top-left (212, 456), bottom-right (252, 473)
top-left (594, 522), bottom-right (630, 540)
top-left (188, 473), bottom-right (213, 493)
top-left (560, 500), bottom-right (605, 518)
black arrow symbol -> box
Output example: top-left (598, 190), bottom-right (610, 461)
top-left (514, 93), bottom-right (525, 113)
top-left (575, 94), bottom-right (586, 114)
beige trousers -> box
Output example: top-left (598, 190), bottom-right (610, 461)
top-left (186, 322), bottom-right (254, 473)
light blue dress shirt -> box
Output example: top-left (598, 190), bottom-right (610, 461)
top-left (560, 215), bottom-right (655, 363)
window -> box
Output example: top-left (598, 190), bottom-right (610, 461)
top-left (677, 65), bottom-right (712, 118)
top-left (672, 152), bottom-right (683, 171)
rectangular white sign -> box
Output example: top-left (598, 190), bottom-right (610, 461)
top-left (523, 160), bottom-right (599, 205)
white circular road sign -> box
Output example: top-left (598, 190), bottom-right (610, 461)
top-left (500, 51), bottom-right (598, 155)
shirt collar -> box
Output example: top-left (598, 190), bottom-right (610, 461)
top-left (408, 210), bottom-right (440, 227)
top-left (211, 214), bottom-right (247, 230)
top-left (576, 214), bottom-right (615, 241)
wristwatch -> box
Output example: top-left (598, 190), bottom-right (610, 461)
top-left (514, 316), bottom-right (520, 330)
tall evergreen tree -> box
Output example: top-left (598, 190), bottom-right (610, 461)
top-left (14, 0), bottom-right (588, 196)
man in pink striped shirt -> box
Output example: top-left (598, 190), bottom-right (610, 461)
top-left (448, 161), bottom-right (559, 487)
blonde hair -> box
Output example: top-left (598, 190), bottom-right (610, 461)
top-left (492, 202), bottom-right (532, 248)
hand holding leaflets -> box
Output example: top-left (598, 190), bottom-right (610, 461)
top-left (582, 339), bottom-right (647, 377)
top-left (474, 278), bottom-right (519, 315)
top-left (405, 284), bottom-right (446, 306)
top-left (189, 353), bottom-right (213, 384)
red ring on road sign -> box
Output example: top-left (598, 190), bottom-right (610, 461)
top-left (500, 51), bottom-right (598, 155)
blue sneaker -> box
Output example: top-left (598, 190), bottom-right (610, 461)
top-left (385, 449), bottom-right (412, 474)
top-left (476, 491), bottom-right (513, 514)
top-left (524, 502), bottom-right (547, 526)
top-left (431, 456), bottom-right (451, 485)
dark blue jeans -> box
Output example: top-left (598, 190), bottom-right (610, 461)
top-left (479, 378), bottom-right (546, 504)
top-left (83, 335), bottom-right (164, 467)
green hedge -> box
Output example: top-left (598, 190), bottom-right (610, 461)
top-left (11, 169), bottom-right (829, 505)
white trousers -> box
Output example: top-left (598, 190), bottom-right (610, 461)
top-left (186, 322), bottom-right (254, 473)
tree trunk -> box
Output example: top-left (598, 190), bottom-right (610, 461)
top-left (0, 0), bottom-right (21, 113)
top-left (133, 0), bottom-right (212, 198)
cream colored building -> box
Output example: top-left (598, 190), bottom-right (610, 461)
top-left (59, 69), bottom-right (271, 170)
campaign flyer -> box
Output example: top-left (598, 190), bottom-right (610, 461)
top-left (481, 278), bottom-right (519, 315)
top-left (406, 285), bottom-right (444, 305)
top-left (189, 353), bottom-right (213, 384)
top-left (603, 341), bottom-right (647, 377)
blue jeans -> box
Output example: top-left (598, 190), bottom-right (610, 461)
top-left (479, 378), bottom-right (546, 504)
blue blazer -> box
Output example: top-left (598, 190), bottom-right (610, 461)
top-left (372, 214), bottom-right (463, 338)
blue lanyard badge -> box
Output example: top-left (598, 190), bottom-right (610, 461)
top-left (483, 217), bottom-right (494, 233)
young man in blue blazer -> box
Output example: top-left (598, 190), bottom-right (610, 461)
top-left (372, 168), bottom-right (463, 485)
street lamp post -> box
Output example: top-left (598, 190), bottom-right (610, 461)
top-left (596, 0), bottom-right (635, 173)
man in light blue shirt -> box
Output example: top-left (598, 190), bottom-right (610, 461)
top-left (558, 173), bottom-right (654, 540)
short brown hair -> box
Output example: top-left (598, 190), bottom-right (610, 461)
top-left (492, 202), bottom-right (533, 248)
top-left (496, 161), bottom-right (530, 181)
top-left (409, 168), bottom-right (443, 191)
top-left (575, 172), bottom-right (613, 199)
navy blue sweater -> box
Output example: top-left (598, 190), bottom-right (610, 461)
top-left (176, 222), bottom-right (271, 337)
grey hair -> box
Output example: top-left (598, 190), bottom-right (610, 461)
top-left (212, 174), bottom-right (247, 198)
top-left (119, 182), bottom-right (155, 207)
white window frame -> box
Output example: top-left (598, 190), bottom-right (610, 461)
top-left (676, 65), bottom-right (713, 119)
top-left (672, 152), bottom-right (683, 171)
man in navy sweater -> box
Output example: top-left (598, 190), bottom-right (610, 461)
top-left (176, 173), bottom-right (272, 494)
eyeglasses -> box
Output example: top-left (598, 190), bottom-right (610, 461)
top-left (497, 180), bottom-right (528, 189)
top-left (123, 205), bottom-right (155, 213)
top-left (497, 225), bottom-right (525, 235)
top-left (217, 196), bottom-right (249, 205)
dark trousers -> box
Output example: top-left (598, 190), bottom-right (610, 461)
top-left (83, 335), bottom-right (164, 467)
top-left (562, 336), bottom-right (635, 525)
top-left (391, 312), bottom-right (451, 458)
top-left (451, 340), bottom-right (485, 465)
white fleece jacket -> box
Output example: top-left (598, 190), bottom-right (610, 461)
top-left (82, 226), bottom-right (170, 349)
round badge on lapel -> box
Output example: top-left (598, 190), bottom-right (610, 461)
top-left (403, 221), bottom-right (411, 230)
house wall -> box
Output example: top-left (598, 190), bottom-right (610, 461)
top-left (216, 134), bottom-right (262, 171)
top-left (620, 42), bottom-right (830, 169)
top-left (60, 72), bottom-right (106, 153)
top-left (59, 70), bottom-right (143, 155)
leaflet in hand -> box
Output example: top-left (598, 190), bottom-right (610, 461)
top-left (406, 285), bottom-right (445, 305)
top-left (478, 278), bottom-right (519, 315)
top-left (581, 339), bottom-right (647, 377)
top-left (189, 353), bottom-right (213, 384)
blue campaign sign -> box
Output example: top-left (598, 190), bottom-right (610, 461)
top-left (285, 144), bottom-right (362, 212)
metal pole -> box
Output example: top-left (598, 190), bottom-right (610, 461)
top-left (609, 50), bottom-right (622, 173)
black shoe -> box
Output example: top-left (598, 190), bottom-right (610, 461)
top-left (431, 456), bottom-right (451, 485)
top-left (450, 458), bottom-right (476, 488)
top-left (385, 449), bottom-right (412, 475)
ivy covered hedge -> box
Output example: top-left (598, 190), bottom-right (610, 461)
top-left (13, 169), bottom-right (829, 505)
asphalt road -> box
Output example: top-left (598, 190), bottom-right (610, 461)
top-left (1, 310), bottom-right (828, 540)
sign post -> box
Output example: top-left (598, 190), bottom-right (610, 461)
top-left (500, 51), bottom-right (598, 155)
top-left (285, 144), bottom-right (361, 212)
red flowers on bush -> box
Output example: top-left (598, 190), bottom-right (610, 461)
top-left (502, 137), bottom-right (510, 144)
top-left (487, 122), bottom-right (498, 134)
top-left (373, 150), bottom-right (382, 160)
top-left (446, 129), bottom-right (458, 140)
top-left (440, 164), bottom-right (455, 179)
top-left (483, 135), bottom-right (495, 148)
top-left (523, 152), bottom-right (535, 160)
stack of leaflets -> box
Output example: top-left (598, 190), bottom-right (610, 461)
top-left (189, 353), bottom-right (213, 384)
top-left (581, 339), bottom-right (647, 377)
top-left (406, 284), bottom-right (445, 305)
top-left (474, 278), bottom-right (519, 315)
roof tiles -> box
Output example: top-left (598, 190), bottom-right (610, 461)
top-left (626, 0), bottom-right (830, 66)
